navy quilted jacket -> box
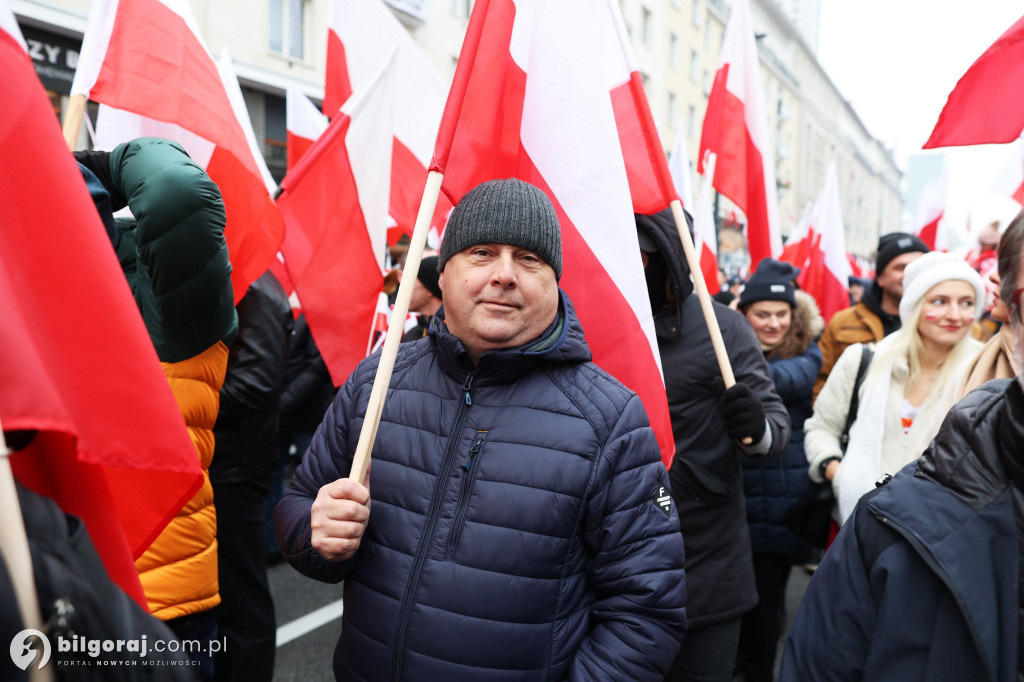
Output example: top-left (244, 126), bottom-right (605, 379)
top-left (275, 292), bottom-right (687, 681)
top-left (741, 343), bottom-right (821, 560)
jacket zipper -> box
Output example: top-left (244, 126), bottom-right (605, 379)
top-left (392, 371), bottom-right (475, 682)
top-left (447, 435), bottom-right (486, 560)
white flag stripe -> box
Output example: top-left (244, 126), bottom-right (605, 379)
top-left (514, 0), bottom-right (662, 378)
top-left (287, 86), bottom-right (328, 141)
top-left (218, 48), bottom-right (278, 196)
top-left (341, 49), bottom-right (397, 272)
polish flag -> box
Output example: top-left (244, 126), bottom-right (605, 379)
top-left (601, 2), bottom-right (679, 214)
top-left (698, 0), bottom-right (781, 269)
top-left (287, 86), bottom-right (328, 171)
top-left (780, 201), bottom-right (814, 269)
top-left (924, 14), bottom-right (1024, 148)
top-left (2, 13), bottom-right (200, 607)
top-left (912, 168), bottom-right (947, 250)
top-left (278, 54), bottom-right (395, 386)
top-left (325, 0), bottom-right (452, 243)
top-left (670, 125), bottom-right (716, 292)
top-left (992, 136), bottom-right (1024, 206)
top-left (431, 0), bottom-right (675, 466)
top-left (72, 0), bottom-right (284, 303)
top-left (798, 162), bottom-right (851, 321)
top-left (667, 118), bottom-right (696, 211)
top-left (691, 154), bottom-right (721, 295)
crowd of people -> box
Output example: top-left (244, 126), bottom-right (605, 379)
top-left (5, 143), bottom-right (1024, 682)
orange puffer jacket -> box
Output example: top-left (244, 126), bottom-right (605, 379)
top-left (136, 341), bottom-right (229, 620)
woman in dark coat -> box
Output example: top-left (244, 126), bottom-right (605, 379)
top-left (735, 259), bottom-right (823, 682)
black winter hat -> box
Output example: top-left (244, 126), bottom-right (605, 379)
top-left (875, 232), bottom-right (929, 278)
top-left (439, 178), bottom-right (562, 279)
top-left (416, 256), bottom-right (443, 300)
top-left (739, 258), bottom-right (798, 308)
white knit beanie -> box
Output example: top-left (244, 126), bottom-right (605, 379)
top-left (898, 251), bottom-right (987, 325)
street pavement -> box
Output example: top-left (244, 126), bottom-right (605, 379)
top-left (269, 559), bottom-right (814, 681)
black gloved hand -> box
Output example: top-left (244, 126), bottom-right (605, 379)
top-left (712, 377), bottom-right (767, 444)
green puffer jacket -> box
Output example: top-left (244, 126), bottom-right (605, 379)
top-left (110, 137), bottom-right (237, 361)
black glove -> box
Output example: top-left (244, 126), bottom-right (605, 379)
top-left (712, 377), bottom-right (767, 444)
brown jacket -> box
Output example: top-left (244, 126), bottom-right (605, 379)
top-left (812, 303), bottom-right (884, 402)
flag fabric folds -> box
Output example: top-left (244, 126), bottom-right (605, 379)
top-left (923, 13), bottom-right (1024, 149)
top-left (325, 0), bottom-right (452, 242)
top-left (912, 167), bottom-right (948, 251)
top-left (1, 14), bottom-right (201, 607)
top-left (430, 0), bottom-right (675, 467)
top-left (691, 155), bottom-right (722, 295)
top-left (72, 0), bottom-right (283, 303)
top-left (797, 162), bottom-right (851, 322)
top-left (698, 0), bottom-right (781, 270)
top-left (278, 55), bottom-right (396, 387)
top-left (287, 86), bottom-right (328, 171)
top-left (992, 136), bottom-right (1024, 206)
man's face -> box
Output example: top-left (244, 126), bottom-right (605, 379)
top-left (876, 251), bottom-right (925, 300)
top-left (438, 243), bottom-right (559, 362)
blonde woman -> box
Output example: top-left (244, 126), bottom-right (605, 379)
top-left (805, 252), bottom-right (985, 524)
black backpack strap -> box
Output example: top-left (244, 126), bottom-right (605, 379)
top-left (840, 345), bottom-right (874, 454)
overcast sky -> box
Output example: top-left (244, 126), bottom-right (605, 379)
top-left (817, 1), bottom-right (1023, 245)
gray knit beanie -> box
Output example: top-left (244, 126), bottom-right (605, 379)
top-left (438, 178), bottom-right (562, 279)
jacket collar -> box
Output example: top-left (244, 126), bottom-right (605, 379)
top-left (867, 380), bottom-right (1020, 681)
top-left (429, 289), bottom-right (591, 386)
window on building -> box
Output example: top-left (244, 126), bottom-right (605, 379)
top-left (667, 92), bottom-right (677, 127)
top-left (671, 0), bottom-right (683, 9)
top-left (687, 105), bottom-right (697, 139)
top-left (641, 6), bottom-right (652, 45)
top-left (264, 93), bottom-right (287, 183)
top-left (703, 68), bottom-right (711, 96)
top-left (704, 18), bottom-right (713, 49)
top-left (669, 32), bottom-right (680, 68)
top-left (452, 0), bottom-right (472, 18)
top-left (690, 49), bottom-right (699, 83)
top-left (691, 0), bottom-right (702, 29)
top-left (269, 0), bottom-right (307, 60)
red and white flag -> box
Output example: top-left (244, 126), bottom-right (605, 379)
top-left (72, 0), bottom-right (284, 303)
top-left (698, 0), bottom-right (781, 269)
top-left (2, 12), bottom-right (200, 607)
top-left (278, 54), bottom-right (396, 386)
top-left (431, 0), bottom-right (675, 466)
top-left (798, 162), bottom-right (851, 321)
top-left (992, 135), bottom-right (1024, 206)
top-left (912, 167), bottom-right (948, 250)
top-left (325, 0), bottom-right (452, 243)
top-left (691, 154), bottom-right (721, 294)
top-left (780, 201), bottom-right (814, 269)
top-left (287, 86), bottom-right (328, 171)
top-left (668, 118), bottom-right (696, 212)
top-left (924, 14), bottom-right (1024, 148)
top-left (601, 2), bottom-right (679, 214)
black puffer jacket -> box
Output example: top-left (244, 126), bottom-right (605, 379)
top-left (276, 292), bottom-right (687, 681)
top-left (636, 210), bottom-right (789, 628)
top-left (211, 271), bottom-right (294, 485)
top-left (280, 314), bottom-right (335, 434)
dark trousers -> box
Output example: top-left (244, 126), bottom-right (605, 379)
top-left (666, 617), bottom-right (742, 682)
top-left (213, 476), bottom-right (276, 682)
top-left (737, 554), bottom-right (794, 682)
top-left (265, 428), bottom-right (313, 555)
top-left (165, 610), bottom-right (218, 682)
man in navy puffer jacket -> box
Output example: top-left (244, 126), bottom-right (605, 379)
top-left (275, 178), bottom-right (687, 681)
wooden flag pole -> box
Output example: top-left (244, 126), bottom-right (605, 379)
top-left (348, 170), bottom-right (444, 484)
top-left (667, 154), bottom-right (752, 442)
top-left (0, 425), bottom-right (54, 681)
top-left (62, 93), bottom-right (88, 152)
